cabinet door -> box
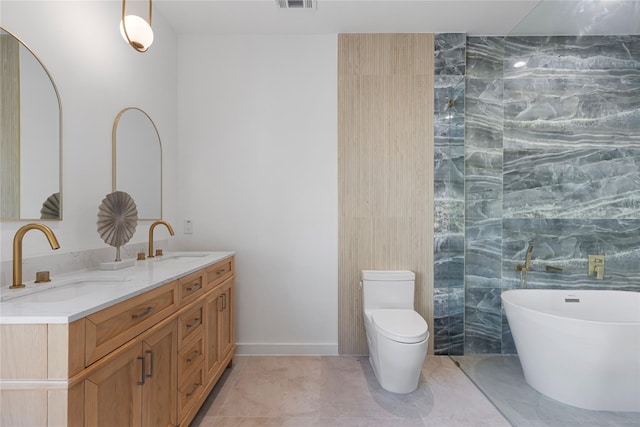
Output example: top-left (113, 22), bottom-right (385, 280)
top-left (219, 278), bottom-right (235, 361)
top-left (204, 290), bottom-right (221, 380)
top-left (84, 343), bottom-right (142, 427)
top-left (142, 321), bottom-right (178, 427)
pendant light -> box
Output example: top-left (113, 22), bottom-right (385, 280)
top-left (120, 0), bottom-right (153, 52)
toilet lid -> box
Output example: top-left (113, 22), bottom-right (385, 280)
top-left (371, 309), bottom-right (429, 344)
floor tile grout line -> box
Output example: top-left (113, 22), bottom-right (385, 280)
top-left (448, 355), bottom-right (515, 427)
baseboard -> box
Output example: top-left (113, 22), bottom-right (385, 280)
top-left (235, 343), bottom-right (339, 355)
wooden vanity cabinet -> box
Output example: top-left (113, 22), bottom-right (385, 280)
top-left (0, 321), bottom-right (85, 426)
top-left (85, 282), bottom-right (178, 365)
top-left (175, 260), bottom-right (236, 426)
top-left (176, 301), bottom-right (205, 421)
top-left (206, 258), bottom-right (233, 292)
top-left (141, 320), bottom-right (178, 427)
top-left (83, 256), bottom-right (234, 427)
top-left (83, 319), bottom-right (177, 427)
top-left (0, 255), bottom-right (235, 427)
top-left (178, 333), bottom-right (204, 384)
top-left (204, 266), bottom-right (234, 375)
top-left (204, 290), bottom-right (222, 378)
top-left (83, 339), bottom-right (142, 426)
top-left (216, 278), bottom-right (235, 369)
top-left (177, 269), bottom-right (205, 307)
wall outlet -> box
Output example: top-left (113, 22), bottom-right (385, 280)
top-left (184, 219), bottom-right (193, 234)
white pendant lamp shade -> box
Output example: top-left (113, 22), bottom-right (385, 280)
top-left (120, 14), bottom-right (154, 51)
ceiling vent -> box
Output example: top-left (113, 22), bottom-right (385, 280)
top-left (276, 0), bottom-right (316, 9)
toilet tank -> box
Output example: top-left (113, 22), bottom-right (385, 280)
top-left (362, 270), bottom-right (416, 311)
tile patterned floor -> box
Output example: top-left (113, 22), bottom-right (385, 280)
top-left (190, 355), bottom-right (510, 427)
top-left (451, 355), bottom-right (640, 427)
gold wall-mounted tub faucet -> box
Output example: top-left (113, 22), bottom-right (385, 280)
top-left (148, 220), bottom-right (174, 258)
top-left (514, 242), bottom-right (534, 288)
top-left (514, 242), bottom-right (534, 273)
top-left (11, 223), bottom-right (60, 289)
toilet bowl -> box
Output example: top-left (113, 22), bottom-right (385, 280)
top-left (362, 270), bottom-right (429, 394)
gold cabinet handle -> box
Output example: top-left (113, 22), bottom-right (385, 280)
top-left (186, 349), bottom-right (199, 363)
top-left (131, 306), bottom-right (155, 319)
top-left (222, 293), bottom-right (227, 310)
top-left (137, 356), bottom-right (146, 385)
top-left (219, 295), bottom-right (224, 312)
top-left (186, 317), bottom-right (200, 328)
top-left (186, 382), bottom-right (201, 397)
top-left (146, 350), bottom-right (154, 378)
top-left (186, 282), bottom-right (201, 292)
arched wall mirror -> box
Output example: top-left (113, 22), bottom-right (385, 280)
top-left (112, 107), bottom-right (162, 220)
top-left (0, 27), bottom-right (62, 220)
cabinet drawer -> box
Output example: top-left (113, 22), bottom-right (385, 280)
top-left (178, 364), bottom-right (204, 418)
top-left (178, 270), bottom-right (204, 307)
top-left (178, 302), bottom-right (203, 347)
top-left (206, 258), bottom-right (234, 292)
top-left (85, 281), bottom-right (177, 365)
top-left (178, 333), bottom-right (204, 382)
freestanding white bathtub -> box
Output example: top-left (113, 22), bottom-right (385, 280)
top-left (502, 289), bottom-right (640, 412)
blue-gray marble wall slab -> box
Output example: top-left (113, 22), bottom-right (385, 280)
top-left (434, 33), bottom-right (465, 355)
top-left (466, 37), bottom-right (504, 79)
top-left (435, 33), bottom-right (466, 76)
top-left (464, 37), bottom-right (504, 355)
top-left (459, 35), bottom-right (640, 355)
top-left (502, 218), bottom-right (640, 292)
top-left (504, 149), bottom-right (640, 219)
top-left (465, 287), bottom-right (502, 354)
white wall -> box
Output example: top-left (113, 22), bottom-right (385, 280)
top-left (176, 35), bottom-right (338, 354)
top-left (0, 1), bottom-right (178, 261)
top-left (0, 2), bottom-right (338, 354)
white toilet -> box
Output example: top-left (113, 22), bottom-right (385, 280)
top-left (362, 270), bottom-right (429, 394)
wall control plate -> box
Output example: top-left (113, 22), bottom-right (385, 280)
top-left (587, 255), bottom-right (604, 276)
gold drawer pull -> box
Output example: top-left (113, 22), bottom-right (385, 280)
top-left (186, 349), bottom-right (199, 363)
top-left (131, 306), bottom-right (155, 319)
top-left (186, 317), bottom-right (201, 328)
top-left (137, 356), bottom-right (146, 385)
top-left (186, 382), bottom-right (201, 397)
top-left (146, 350), bottom-right (154, 378)
top-left (186, 282), bottom-right (201, 292)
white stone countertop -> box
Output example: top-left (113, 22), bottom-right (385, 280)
top-left (0, 251), bottom-right (235, 324)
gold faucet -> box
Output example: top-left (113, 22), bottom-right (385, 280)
top-left (11, 223), bottom-right (60, 289)
top-left (148, 220), bottom-right (174, 258)
top-left (514, 242), bottom-right (534, 288)
top-left (514, 242), bottom-right (534, 272)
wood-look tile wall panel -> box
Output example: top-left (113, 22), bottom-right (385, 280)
top-left (338, 34), bottom-right (435, 355)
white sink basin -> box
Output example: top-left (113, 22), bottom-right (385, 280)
top-left (153, 253), bottom-right (209, 262)
top-left (1, 277), bottom-right (127, 302)
top-left (15, 282), bottom-right (122, 303)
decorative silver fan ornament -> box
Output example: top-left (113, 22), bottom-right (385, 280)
top-left (97, 191), bottom-right (138, 261)
top-left (40, 192), bottom-right (61, 219)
